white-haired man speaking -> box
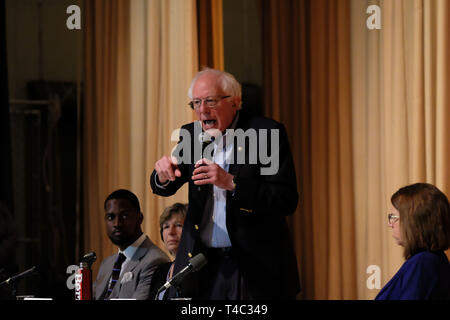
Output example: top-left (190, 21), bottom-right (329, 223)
top-left (150, 68), bottom-right (300, 300)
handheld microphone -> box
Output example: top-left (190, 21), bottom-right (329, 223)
top-left (197, 132), bottom-right (215, 192)
top-left (155, 253), bottom-right (207, 300)
top-left (198, 131), bottom-right (215, 158)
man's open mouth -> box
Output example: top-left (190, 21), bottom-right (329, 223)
top-left (203, 120), bottom-right (216, 126)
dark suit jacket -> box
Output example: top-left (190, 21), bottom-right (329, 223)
top-left (150, 111), bottom-right (300, 299)
top-left (148, 262), bottom-right (173, 300)
top-left (93, 236), bottom-right (170, 300)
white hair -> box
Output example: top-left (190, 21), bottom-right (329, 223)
top-left (187, 68), bottom-right (242, 101)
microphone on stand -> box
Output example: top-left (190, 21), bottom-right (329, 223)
top-left (0, 266), bottom-right (38, 287)
top-left (155, 253), bottom-right (207, 300)
top-left (80, 251), bottom-right (97, 267)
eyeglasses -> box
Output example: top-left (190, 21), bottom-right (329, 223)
top-left (188, 96), bottom-right (231, 110)
top-left (388, 213), bottom-right (400, 224)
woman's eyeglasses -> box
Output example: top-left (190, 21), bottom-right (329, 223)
top-left (388, 213), bottom-right (400, 224)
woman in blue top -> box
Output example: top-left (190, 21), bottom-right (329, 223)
top-left (149, 203), bottom-right (187, 300)
top-left (376, 183), bottom-right (450, 300)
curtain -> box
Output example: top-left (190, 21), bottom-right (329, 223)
top-left (84, 0), bottom-right (132, 273)
top-left (263, 0), bottom-right (450, 300)
top-left (83, 0), bottom-right (450, 300)
top-left (262, 0), bottom-right (357, 299)
top-left (351, 0), bottom-right (450, 299)
top-left (84, 0), bottom-right (198, 274)
top-left (128, 0), bottom-right (197, 253)
top-left (197, 0), bottom-right (224, 69)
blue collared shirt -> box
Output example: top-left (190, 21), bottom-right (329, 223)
top-left (117, 233), bottom-right (146, 276)
top-left (200, 132), bottom-right (234, 248)
top-left (155, 112), bottom-right (240, 248)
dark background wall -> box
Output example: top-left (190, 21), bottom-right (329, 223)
top-left (3, 0), bottom-right (82, 299)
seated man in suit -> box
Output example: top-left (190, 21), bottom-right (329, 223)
top-left (93, 189), bottom-right (170, 300)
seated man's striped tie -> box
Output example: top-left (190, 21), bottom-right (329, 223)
top-left (105, 253), bottom-right (126, 299)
